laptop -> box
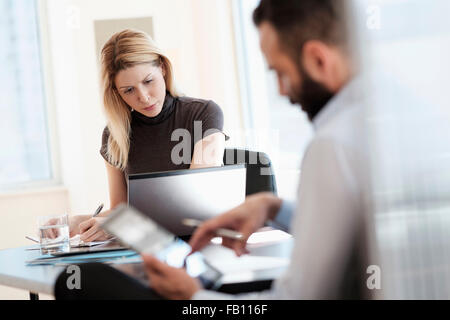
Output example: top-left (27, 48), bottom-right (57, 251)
top-left (128, 165), bottom-right (246, 236)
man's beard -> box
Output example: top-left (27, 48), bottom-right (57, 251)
top-left (289, 65), bottom-right (335, 121)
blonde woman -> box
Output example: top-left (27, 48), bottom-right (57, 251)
top-left (70, 29), bottom-right (226, 242)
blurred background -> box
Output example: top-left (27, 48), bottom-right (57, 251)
top-left (353, 0), bottom-right (450, 299)
top-left (1, 0), bottom-right (450, 299)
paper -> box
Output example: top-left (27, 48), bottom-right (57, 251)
top-left (201, 245), bottom-right (289, 274)
top-left (246, 229), bottom-right (292, 247)
top-left (69, 234), bottom-right (114, 248)
top-left (25, 234), bottom-right (113, 248)
top-left (210, 229), bottom-right (292, 248)
top-left (26, 249), bottom-right (139, 266)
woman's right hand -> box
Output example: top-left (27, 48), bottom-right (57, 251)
top-left (68, 215), bottom-right (92, 237)
top-left (79, 216), bottom-right (113, 242)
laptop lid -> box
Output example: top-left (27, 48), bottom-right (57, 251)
top-left (128, 165), bottom-right (246, 236)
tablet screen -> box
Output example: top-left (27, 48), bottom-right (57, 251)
top-left (101, 205), bottom-right (222, 289)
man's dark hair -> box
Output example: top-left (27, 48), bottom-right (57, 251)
top-left (253, 0), bottom-right (347, 61)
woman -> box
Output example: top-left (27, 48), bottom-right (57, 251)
top-left (70, 29), bottom-right (226, 242)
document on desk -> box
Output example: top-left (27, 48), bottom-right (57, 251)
top-left (200, 245), bottom-right (290, 274)
top-left (69, 234), bottom-right (114, 247)
top-left (200, 229), bottom-right (292, 276)
top-left (24, 235), bottom-right (114, 250)
top-left (25, 249), bottom-right (139, 266)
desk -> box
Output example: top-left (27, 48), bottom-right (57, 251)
top-left (0, 230), bottom-right (293, 299)
top-left (0, 246), bottom-right (65, 299)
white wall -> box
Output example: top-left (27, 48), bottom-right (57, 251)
top-left (0, 0), bottom-right (243, 299)
top-left (0, 187), bottom-right (68, 300)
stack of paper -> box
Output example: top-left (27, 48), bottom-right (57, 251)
top-left (25, 250), bottom-right (139, 266)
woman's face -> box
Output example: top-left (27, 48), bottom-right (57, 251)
top-left (115, 63), bottom-right (167, 118)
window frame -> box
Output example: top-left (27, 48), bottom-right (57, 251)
top-left (0, 0), bottom-right (62, 194)
top-left (230, 0), bottom-right (311, 200)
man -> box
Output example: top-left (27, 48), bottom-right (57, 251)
top-left (142, 0), bottom-right (372, 300)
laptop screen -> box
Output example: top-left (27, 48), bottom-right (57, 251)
top-left (128, 165), bottom-right (246, 236)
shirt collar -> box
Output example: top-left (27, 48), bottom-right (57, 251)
top-left (312, 75), bottom-right (364, 130)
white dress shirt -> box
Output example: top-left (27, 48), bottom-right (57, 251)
top-left (193, 76), bottom-right (369, 299)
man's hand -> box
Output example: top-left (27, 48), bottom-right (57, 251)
top-left (79, 217), bottom-right (112, 242)
top-left (142, 255), bottom-right (201, 300)
top-left (189, 192), bottom-right (282, 256)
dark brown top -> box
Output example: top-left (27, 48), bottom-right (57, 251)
top-left (100, 93), bottom-right (225, 177)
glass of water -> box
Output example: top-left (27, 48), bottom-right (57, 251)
top-left (37, 213), bottom-right (70, 254)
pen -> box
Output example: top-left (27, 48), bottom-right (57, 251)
top-left (93, 203), bottom-right (104, 217)
top-left (25, 236), bottom-right (40, 243)
top-left (182, 218), bottom-right (244, 240)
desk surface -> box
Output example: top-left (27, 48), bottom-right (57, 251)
top-left (0, 230), bottom-right (293, 297)
top-left (0, 246), bottom-right (65, 295)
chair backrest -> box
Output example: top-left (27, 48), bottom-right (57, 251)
top-left (223, 148), bottom-right (277, 196)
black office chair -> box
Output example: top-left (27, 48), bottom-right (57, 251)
top-left (223, 148), bottom-right (277, 196)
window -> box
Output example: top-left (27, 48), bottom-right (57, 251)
top-left (232, 0), bottom-right (314, 200)
top-left (0, 0), bottom-right (54, 191)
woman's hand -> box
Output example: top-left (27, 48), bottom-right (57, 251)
top-left (41, 215), bottom-right (87, 239)
top-left (40, 218), bottom-right (62, 239)
top-left (68, 215), bottom-right (91, 237)
top-left (79, 217), bottom-right (112, 242)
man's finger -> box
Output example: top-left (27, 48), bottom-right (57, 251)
top-left (189, 224), bottom-right (215, 252)
top-left (142, 255), bottom-right (168, 275)
top-left (222, 237), bottom-right (248, 256)
top-left (189, 231), bottom-right (215, 254)
top-left (146, 268), bottom-right (161, 284)
top-left (233, 242), bottom-right (250, 256)
top-left (189, 216), bottom-right (233, 252)
top-left (222, 237), bottom-right (235, 249)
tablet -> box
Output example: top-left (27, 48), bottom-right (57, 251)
top-left (101, 204), bottom-right (222, 290)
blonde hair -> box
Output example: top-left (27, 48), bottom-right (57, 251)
top-left (100, 29), bottom-right (179, 170)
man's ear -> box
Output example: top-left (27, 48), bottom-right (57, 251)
top-left (300, 41), bottom-right (334, 88)
top-left (301, 41), bottom-right (351, 92)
